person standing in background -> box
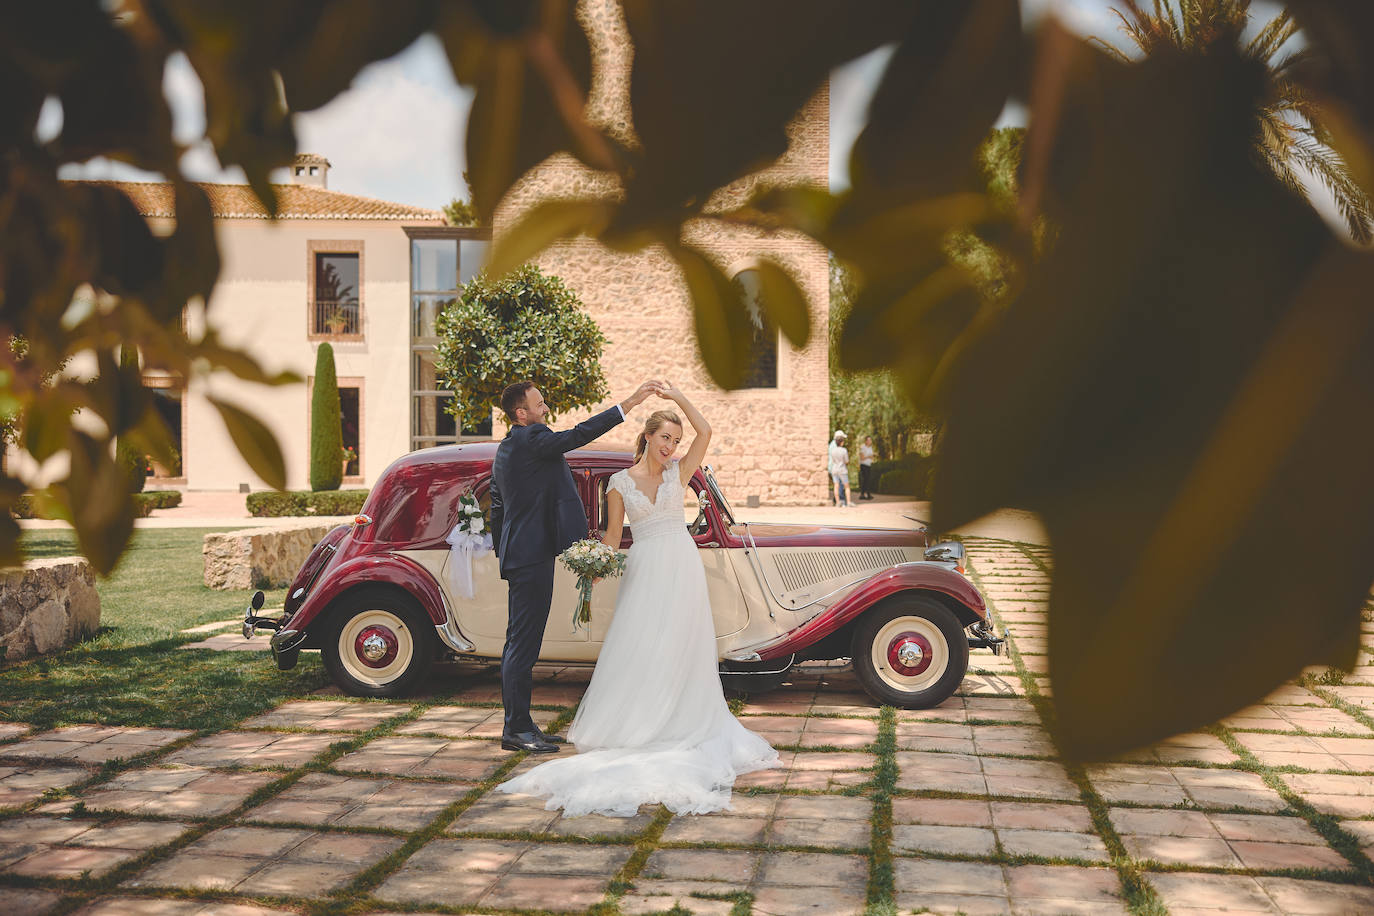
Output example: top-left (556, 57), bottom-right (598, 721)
top-left (858, 435), bottom-right (876, 500)
top-left (828, 430), bottom-right (850, 507)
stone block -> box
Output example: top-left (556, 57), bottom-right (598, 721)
top-left (0, 557), bottom-right (100, 661)
top-left (202, 523), bottom-right (335, 590)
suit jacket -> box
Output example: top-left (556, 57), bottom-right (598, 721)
top-left (489, 405), bottom-right (623, 578)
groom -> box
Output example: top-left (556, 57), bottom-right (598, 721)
top-left (489, 379), bottom-right (660, 753)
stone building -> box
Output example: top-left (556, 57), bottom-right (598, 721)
top-left (495, 0), bottom-right (832, 505)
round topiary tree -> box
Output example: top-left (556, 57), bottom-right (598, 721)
top-left (310, 342), bottom-right (342, 491)
top-left (433, 264), bottom-right (609, 431)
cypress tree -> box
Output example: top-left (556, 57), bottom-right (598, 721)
top-left (115, 345), bottom-right (146, 493)
top-left (310, 342), bottom-right (343, 491)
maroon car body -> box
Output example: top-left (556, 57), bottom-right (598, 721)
top-left (247, 444), bottom-right (1000, 707)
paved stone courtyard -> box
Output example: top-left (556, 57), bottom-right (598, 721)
top-left (2, 538), bottom-right (1373, 914)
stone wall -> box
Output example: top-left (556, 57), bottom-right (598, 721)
top-left (0, 558), bottom-right (101, 661)
top-left (203, 523), bottom-right (336, 590)
top-left (492, 0), bottom-right (832, 505)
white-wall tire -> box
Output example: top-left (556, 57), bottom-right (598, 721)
top-left (322, 588), bottom-right (435, 697)
top-left (852, 595), bottom-right (969, 708)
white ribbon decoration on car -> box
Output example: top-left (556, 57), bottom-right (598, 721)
top-left (445, 522), bottom-right (493, 600)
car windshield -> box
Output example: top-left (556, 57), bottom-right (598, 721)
top-left (703, 466), bottom-right (736, 525)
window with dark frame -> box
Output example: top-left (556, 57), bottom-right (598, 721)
top-left (732, 267), bottom-right (779, 389)
top-left (406, 227), bottom-right (493, 450)
top-left (340, 387), bottom-right (360, 476)
top-left (313, 251), bottom-right (360, 336)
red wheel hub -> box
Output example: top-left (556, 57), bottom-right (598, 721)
top-left (887, 632), bottom-right (933, 676)
top-left (354, 625), bottom-right (399, 668)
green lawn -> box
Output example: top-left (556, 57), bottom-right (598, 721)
top-left (6, 528), bottom-right (329, 730)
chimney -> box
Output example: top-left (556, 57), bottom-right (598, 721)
top-left (290, 153), bottom-right (330, 189)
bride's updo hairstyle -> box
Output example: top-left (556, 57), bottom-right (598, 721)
top-left (634, 410), bottom-right (683, 463)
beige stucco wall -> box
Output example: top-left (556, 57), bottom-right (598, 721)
top-left (187, 216), bottom-right (439, 491)
top-left (492, 0), bottom-right (832, 504)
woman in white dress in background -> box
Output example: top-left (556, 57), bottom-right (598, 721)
top-left (496, 384), bottom-right (780, 816)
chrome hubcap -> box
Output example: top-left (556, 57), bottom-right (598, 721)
top-left (897, 641), bottom-right (924, 667)
top-left (361, 634), bottom-right (388, 661)
top-left (353, 624), bottom-right (399, 669)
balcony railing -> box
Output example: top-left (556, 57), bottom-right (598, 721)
top-left (314, 298), bottom-right (360, 336)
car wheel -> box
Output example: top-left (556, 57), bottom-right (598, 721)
top-left (322, 587), bottom-right (435, 698)
top-left (852, 594), bottom-right (969, 708)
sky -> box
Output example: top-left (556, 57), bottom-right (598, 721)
top-left (52, 0), bottom-right (1328, 224)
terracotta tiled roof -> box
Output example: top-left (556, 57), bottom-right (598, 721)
top-left (65, 180), bottom-right (444, 221)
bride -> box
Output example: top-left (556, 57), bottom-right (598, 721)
top-left (495, 384), bottom-right (781, 816)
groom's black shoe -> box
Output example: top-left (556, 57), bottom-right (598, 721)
top-left (501, 731), bottom-right (559, 753)
top-left (534, 728), bottom-right (567, 745)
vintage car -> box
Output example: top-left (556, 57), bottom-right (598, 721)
top-left (243, 444), bottom-right (1002, 708)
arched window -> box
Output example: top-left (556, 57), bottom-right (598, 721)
top-left (731, 268), bottom-right (778, 389)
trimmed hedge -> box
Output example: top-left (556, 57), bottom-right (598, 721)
top-left (135, 491), bottom-right (182, 516)
top-left (13, 489), bottom-right (182, 519)
top-left (247, 489), bottom-right (370, 518)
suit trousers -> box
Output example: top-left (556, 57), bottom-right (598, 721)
top-left (502, 559), bottom-right (555, 735)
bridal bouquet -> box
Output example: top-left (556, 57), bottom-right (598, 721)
top-left (445, 490), bottom-right (492, 599)
top-left (559, 538), bottom-right (626, 631)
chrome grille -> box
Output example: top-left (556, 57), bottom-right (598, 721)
top-left (772, 547), bottom-right (909, 593)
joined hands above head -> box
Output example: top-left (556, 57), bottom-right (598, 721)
top-left (619, 379), bottom-right (668, 414)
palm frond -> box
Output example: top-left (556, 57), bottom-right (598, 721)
top-left (1270, 46), bottom-right (1315, 80)
top-left (1258, 119), bottom-right (1306, 194)
top-left (1245, 11), bottom-right (1297, 63)
top-left (1288, 135), bottom-right (1374, 242)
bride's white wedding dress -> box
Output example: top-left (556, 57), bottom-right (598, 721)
top-left (495, 459), bottom-right (781, 816)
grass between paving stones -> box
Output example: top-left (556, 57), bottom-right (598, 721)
top-left (968, 541), bottom-right (1170, 916)
top-left (1207, 723), bottom-right (1374, 886)
top-left (865, 705), bottom-right (897, 915)
top-left (1302, 676), bottom-right (1374, 735)
top-left (8, 528), bottom-right (330, 731)
top-left (317, 703), bottom-right (580, 915)
top-left (592, 805), bottom-right (674, 914)
top-left (992, 541), bottom-right (1374, 901)
top-left (3, 703), bottom-right (426, 916)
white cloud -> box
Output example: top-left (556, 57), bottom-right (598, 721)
top-left (294, 34), bottom-right (472, 208)
top-left (829, 44), bottom-right (896, 192)
top-left (56, 35), bottom-right (470, 208)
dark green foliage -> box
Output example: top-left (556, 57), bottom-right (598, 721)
top-left (309, 343), bottom-right (342, 492)
top-left (432, 264), bottom-right (609, 430)
top-left (443, 197), bottom-right (479, 226)
top-left (829, 259), bottom-right (937, 462)
top-left (247, 489), bottom-right (369, 517)
top-left (872, 454), bottom-right (935, 497)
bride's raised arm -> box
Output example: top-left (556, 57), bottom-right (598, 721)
top-left (662, 385), bottom-right (711, 486)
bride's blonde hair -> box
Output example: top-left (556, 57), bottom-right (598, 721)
top-left (635, 410), bottom-right (683, 463)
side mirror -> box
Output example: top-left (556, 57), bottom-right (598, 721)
top-left (251, 590), bottom-right (265, 611)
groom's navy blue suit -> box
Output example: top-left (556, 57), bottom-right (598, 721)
top-left (489, 405), bottom-right (624, 736)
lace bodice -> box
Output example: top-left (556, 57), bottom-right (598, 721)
top-left (610, 461), bottom-right (684, 541)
